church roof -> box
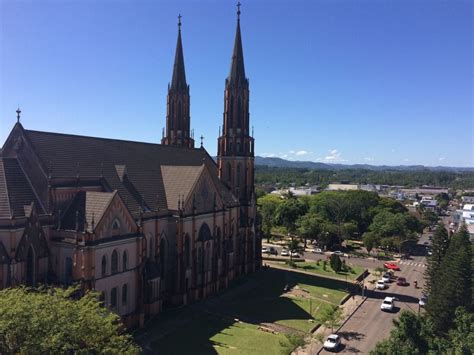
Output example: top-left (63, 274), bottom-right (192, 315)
top-left (161, 165), bottom-right (205, 211)
top-left (61, 191), bottom-right (116, 232)
top-left (0, 157), bottom-right (44, 219)
top-left (1, 127), bottom-right (237, 217)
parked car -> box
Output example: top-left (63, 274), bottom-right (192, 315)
top-left (396, 277), bottom-right (408, 286)
top-left (419, 295), bottom-right (428, 307)
top-left (376, 280), bottom-right (388, 290)
top-left (333, 251), bottom-right (344, 256)
top-left (382, 273), bottom-right (392, 283)
top-left (311, 248), bottom-right (323, 254)
top-left (281, 249), bottom-right (289, 257)
top-left (323, 334), bottom-right (341, 351)
top-left (384, 262), bottom-right (400, 271)
top-left (290, 251), bottom-right (300, 258)
top-left (262, 247), bottom-right (268, 253)
top-left (381, 297), bottom-right (395, 312)
top-left (268, 247), bottom-right (278, 255)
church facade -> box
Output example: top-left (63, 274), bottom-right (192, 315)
top-left (0, 9), bottom-right (260, 328)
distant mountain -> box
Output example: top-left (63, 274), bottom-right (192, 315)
top-left (254, 156), bottom-right (474, 172)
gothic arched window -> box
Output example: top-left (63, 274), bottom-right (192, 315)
top-left (101, 255), bottom-right (107, 277)
top-left (122, 251), bottom-right (128, 271)
top-left (227, 163), bottom-right (232, 182)
top-left (110, 287), bottom-right (117, 308)
top-left (111, 250), bottom-right (118, 274)
top-left (122, 284), bottom-right (128, 306)
top-left (236, 164), bottom-right (241, 187)
top-left (160, 238), bottom-right (166, 278)
top-left (184, 234), bottom-right (191, 268)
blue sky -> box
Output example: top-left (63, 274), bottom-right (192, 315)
top-left (1, 0), bottom-right (472, 167)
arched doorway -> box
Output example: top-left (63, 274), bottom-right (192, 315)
top-left (26, 246), bottom-right (35, 286)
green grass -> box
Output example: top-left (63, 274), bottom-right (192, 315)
top-left (151, 312), bottom-right (293, 355)
top-left (141, 268), bottom-right (349, 353)
top-left (273, 260), bottom-right (365, 281)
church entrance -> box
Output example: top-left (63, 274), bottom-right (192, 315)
top-left (26, 246), bottom-right (35, 286)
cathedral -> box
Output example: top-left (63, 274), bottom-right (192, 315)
top-left (0, 6), bottom-right (260, 328)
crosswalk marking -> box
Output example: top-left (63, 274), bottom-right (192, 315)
top-left (399, 261), bottom-right (426, 267)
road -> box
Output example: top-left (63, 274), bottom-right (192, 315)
top-left (264, 234), bottom-right (432, 354)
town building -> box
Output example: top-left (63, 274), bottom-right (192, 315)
top-left (0, 8), bottom-right (260, 328)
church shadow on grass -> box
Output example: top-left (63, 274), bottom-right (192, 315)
top-left (145, 268), bottom-right (352, 354)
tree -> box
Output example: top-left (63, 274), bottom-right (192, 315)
top-left (296, 213), bottom-right (323, 248)
top-left (427, 225), bottom-right (472, 333)
top-left (0, 286), bottom-right (140, 354)
top-left (435, 192), bottom-right (450, 210)
top-left (449, 307), bottom-right (474, 354)
top-left (370, 311), bottom-right (431, 355)
top-left (287, 237), bottom-right (300, 262)
top-left (258, 194), bottom-right (282, 242)
top-left (422, 209), bottom-right (439, 227)
top-left (275, 198), bottom-right (307, 234)
top-left (423, 223), bottom-right (450, 295)
top-left (362, 232), bottom-right (379, 255)
top-left (320, 306), bottom-right (344, 333)
top-left (330, 254), bottom-right (342, 273)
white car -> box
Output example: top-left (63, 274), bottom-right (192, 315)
top-left (382, 273), bottom-right (391, 283)
top-left (333, 251), bottom-right (344, 256)
top-left (419, 296), bottom-right (428, 307)
top-left (281, 249), bottom-right (289, 256)
top-left (311, 248), bottom-right (323, 254)
top-left (323, 334), bottom-right (341, 351)
top-left (262, 247), bottom-right (268, 253)
top-left (290, 251), bottom-right (300, 258)
top-left (376, 280), bottom-right (388, 290)
top-left (381, 297), bottom-right (395, 312)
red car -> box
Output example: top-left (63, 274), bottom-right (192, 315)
top-left (384, 262), bottom-right (400, 271)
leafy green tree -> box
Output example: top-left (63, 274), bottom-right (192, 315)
top-left (435, 192), bottom-right (450, 210)
top-left (0, 286), bottom-right (140, 354)
top-left (370, 311), bottom-right (431, 355)
top-left (427, 225), bottom-right (472, 333)
top-left (424, 223), bottom-right (450, 295)
top-left (422, 209), bottom-right (439, 226)
top-left (330, 254), bottom-right (342, 273)
top-left (362, 232), bottom-right (379, 255)
top-left (449, 307), bottom-right (474, 354)
top-left (296, 213), bottom-right (323, 248)
top-left (275, 197), bottom-right (307, 233)
top-left (320, 306), bottom-right (344, 333)
top-left (287, 237), bottom-right (301, 262)
top-left (258, 194), bottom-right (282, 242)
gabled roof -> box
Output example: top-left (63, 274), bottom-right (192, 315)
top-left (12, 128), bottom-right (237, 214)
top-left (161, 165), bottom-right (205, 211)
top-left (0, 157), bottom-right (44, 219)
top-left (61, 191), bottom-right (116, 232)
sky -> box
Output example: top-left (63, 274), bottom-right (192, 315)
top-left (1, 0), bottom-right (472, 167)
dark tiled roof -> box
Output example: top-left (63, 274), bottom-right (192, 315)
top-left (161, 165), bottom-right (204, 210)
top-left (23, 129), bottom-right (236, 214)
top-left (61, 191), bottom-right (115, 232)
top-left (0, 158), bottom-right (44, 219)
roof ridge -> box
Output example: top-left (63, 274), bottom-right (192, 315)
top-left (25, 129), bottom-right (205, 152)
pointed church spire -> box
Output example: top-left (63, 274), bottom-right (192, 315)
top-left (228, 2), bottom-right (246, 84)
top-left (171, 14), bottom-right (187, 91)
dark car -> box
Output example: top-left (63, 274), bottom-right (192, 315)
top-left (396, 277), bottom-right (408, 286)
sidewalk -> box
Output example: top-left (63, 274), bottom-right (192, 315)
top-left (292, 294), bottom-right (366, 355)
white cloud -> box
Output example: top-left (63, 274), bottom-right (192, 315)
top-left (364, 157), bottom-right (374, 162)
top-left (403, 158), bottom-right (410, 162)
top-left (439, 157), bottom-right (446, 161)
top-left (295, 150), bottom-right (308, 156)
top-left (324, 149), bottom-right (345, 161)
top-left (289, 150), bottom-right (295, 154)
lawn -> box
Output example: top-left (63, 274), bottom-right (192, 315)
top-left (152, 312), bottom-right (294, 355)
top-left (141, 268), bottom-right (349, 353)
top-left (269, 260), bottom-right (365, 281)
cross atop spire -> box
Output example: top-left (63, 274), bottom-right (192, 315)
top-left (178, 14), bottom-right (182, 28)
top-left (200, 135), bottom-right (204, 148)
top-left (237, 2), bottom-right (241, 20)
top-left (16, 107), bottom-right (21, 123)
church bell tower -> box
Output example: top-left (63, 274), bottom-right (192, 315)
top-left (162, 15), bottom-right (194, 148)
top-left (217, 3), bottom-right (255, 206)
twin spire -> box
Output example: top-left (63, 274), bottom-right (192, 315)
top-left (163, 4), bottom-right (246, 149)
